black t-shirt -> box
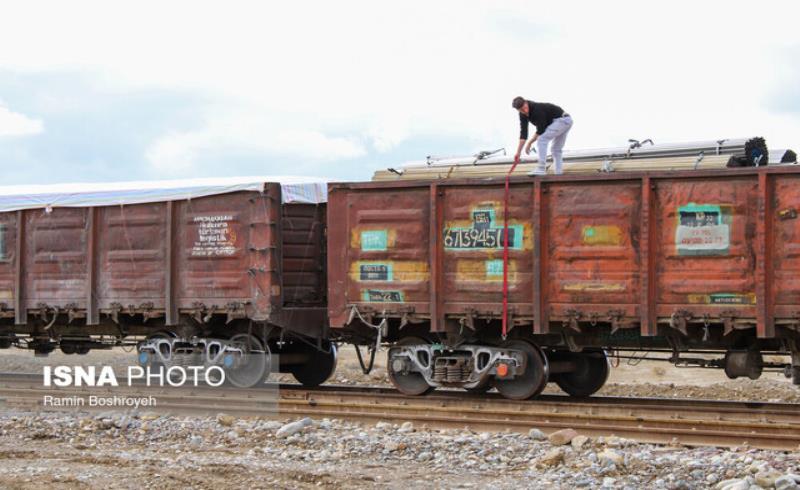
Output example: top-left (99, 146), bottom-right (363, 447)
top-left (519, 101), bottom-right (565, 139)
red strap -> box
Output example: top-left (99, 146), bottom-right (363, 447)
top-left (501, 160), bottom-right (519, 339)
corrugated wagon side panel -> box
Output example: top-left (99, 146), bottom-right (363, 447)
top-left (328, 184), bottom-right (432, 326)
top-left (329, 168), bottom-right (800, 340)
top-left (176, 196), bottom-right (252, 305)
top-left (440, 184), bottom-right (534, 318)
top-left (23, 207), bottom-right (89, 310)
top-left (174, 190), bottom-right (277, 319)
top-left (97, 202), bottom-right (168, 310)
top-left (772, 174), bottom-right (800, 321)
top-left (0, 183), bottom-right (334, 334)
top-left (546, 180), bottom-right (642, 324)
top-left (0, 212), bottom-right (17, 309)
top-left (654, 177), bottom-right (758, 320)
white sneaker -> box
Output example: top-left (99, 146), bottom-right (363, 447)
top-left (527, 167), bottom-right (546, 176)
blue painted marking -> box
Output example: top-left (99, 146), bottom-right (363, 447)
top-left (486, 260), bottom-right (505, 276)
top-left (361, 230), bottom-right (388, 251)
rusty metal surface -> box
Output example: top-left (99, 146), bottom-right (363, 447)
top-left (440, 184), bottom-right (535, 321)
top-left (327, 185), bottom-right (431, 328)
top-left (281, 204), bottom-right (327, 307)
top-left (0, 186), bottom-right (327, 337)
top-left (24, 208), bottom-right (90, 310)
top-left (653, 177), bottom-right (758, 321)
top-left (546, 181), bottom-right (641, 324)
top-left (97, 202), bottom-right (167, 311)
top-left (773, 175), bottom-right (800, 322)
top-left (328, 167), bottom-right (800, 338)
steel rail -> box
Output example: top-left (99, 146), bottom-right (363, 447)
top-left (1, 375), bottom-right (799, 451)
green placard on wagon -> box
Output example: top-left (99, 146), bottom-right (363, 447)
top-left (486, 259), bottom-right (505, 277)
top-left (361, 230), bottom-right (388, 251)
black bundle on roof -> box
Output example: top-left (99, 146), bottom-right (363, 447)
top-left (727, 137), bottom-right (768, 167)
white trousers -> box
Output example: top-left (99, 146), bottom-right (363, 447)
top-left (536, 115), bottom-right (573, 174)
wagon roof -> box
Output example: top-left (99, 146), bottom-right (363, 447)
top-left (0, 175), bottom-right (328, 212)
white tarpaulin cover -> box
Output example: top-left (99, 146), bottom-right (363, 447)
top-left (0, 176), bottom-right (328, 213)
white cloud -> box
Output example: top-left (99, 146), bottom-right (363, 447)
top-left (145, 113), bottom-right (366, 173)
top-left (0, 102), bottom-right (42, 137)
top-left (1, 0), bottom-right (800, 173)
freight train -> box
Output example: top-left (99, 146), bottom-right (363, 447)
top-left (0, 177), bottom-right (334, 388)
top-left (1, 139), bottom-right (799, 400)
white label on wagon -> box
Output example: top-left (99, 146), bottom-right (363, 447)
top-left (191, 215), bottom-right (237, 257)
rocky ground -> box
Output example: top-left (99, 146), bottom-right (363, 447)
top-left (0, 411), bottom-right (799, 489)
top-left (1, 347), bottom-right (800, 488)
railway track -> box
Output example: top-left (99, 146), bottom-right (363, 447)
top-left (1, 372), bottom-right (799, 451)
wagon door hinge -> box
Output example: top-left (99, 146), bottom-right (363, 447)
top-left (108, 303), bottom-right (122, 324)
top-left (720, 310), bottom-right (738, 337)
top-left (607, 309), bottom-right (625, 334)
top-left (700, 313), bottom-right (712, 341)
top-left (563, 309), bottom-right (582, 332)
top-left (65, 303), bottom-right (79, 324)
top-left (191, 302), bottom-right (207, 324)
top-left (36, 303), bottom-right (59, 331)
top-left (203, 305), bottom-right (217, 323)
top-left (36, 303), bottom-right (49, 320)
top-left (140, 302), bottom-right (159, 322)
top-left (348, 306), bottom-right (375, 326)
top-left (399, 306), bottom-right (417, 329)
top-left (460, 308), bottom-right (478, 331)
top-left (670, 309), bottom-right (691, 336)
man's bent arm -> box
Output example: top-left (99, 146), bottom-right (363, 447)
top-left (524, 134), bottom-right (539, 154)
top-left (516, 139), bottom-right (526, 157)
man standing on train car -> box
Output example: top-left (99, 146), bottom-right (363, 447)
top-left (512, 96), bottom-right (573, 175)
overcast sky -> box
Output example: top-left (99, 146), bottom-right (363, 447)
top-left (0, 0), bottom-right (798, 184)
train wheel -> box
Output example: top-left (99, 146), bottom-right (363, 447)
top-left (60, 343), bottom-right (77, 355)
top-left (495, 340), bottom-right (548, 400)
top-left (291, 341), bottom-right (338, 387)
top-left (226, 333), bottom-right (269, 388)
top-left (388, 336), bottom-right (434, 396)
top-left (552, 349), bottom-right (610, 397)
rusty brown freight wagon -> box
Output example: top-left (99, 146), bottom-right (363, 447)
top-left (0, 177), bottom-right (333, 387)
top-left (328, 165), bottom-right (800, 399)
